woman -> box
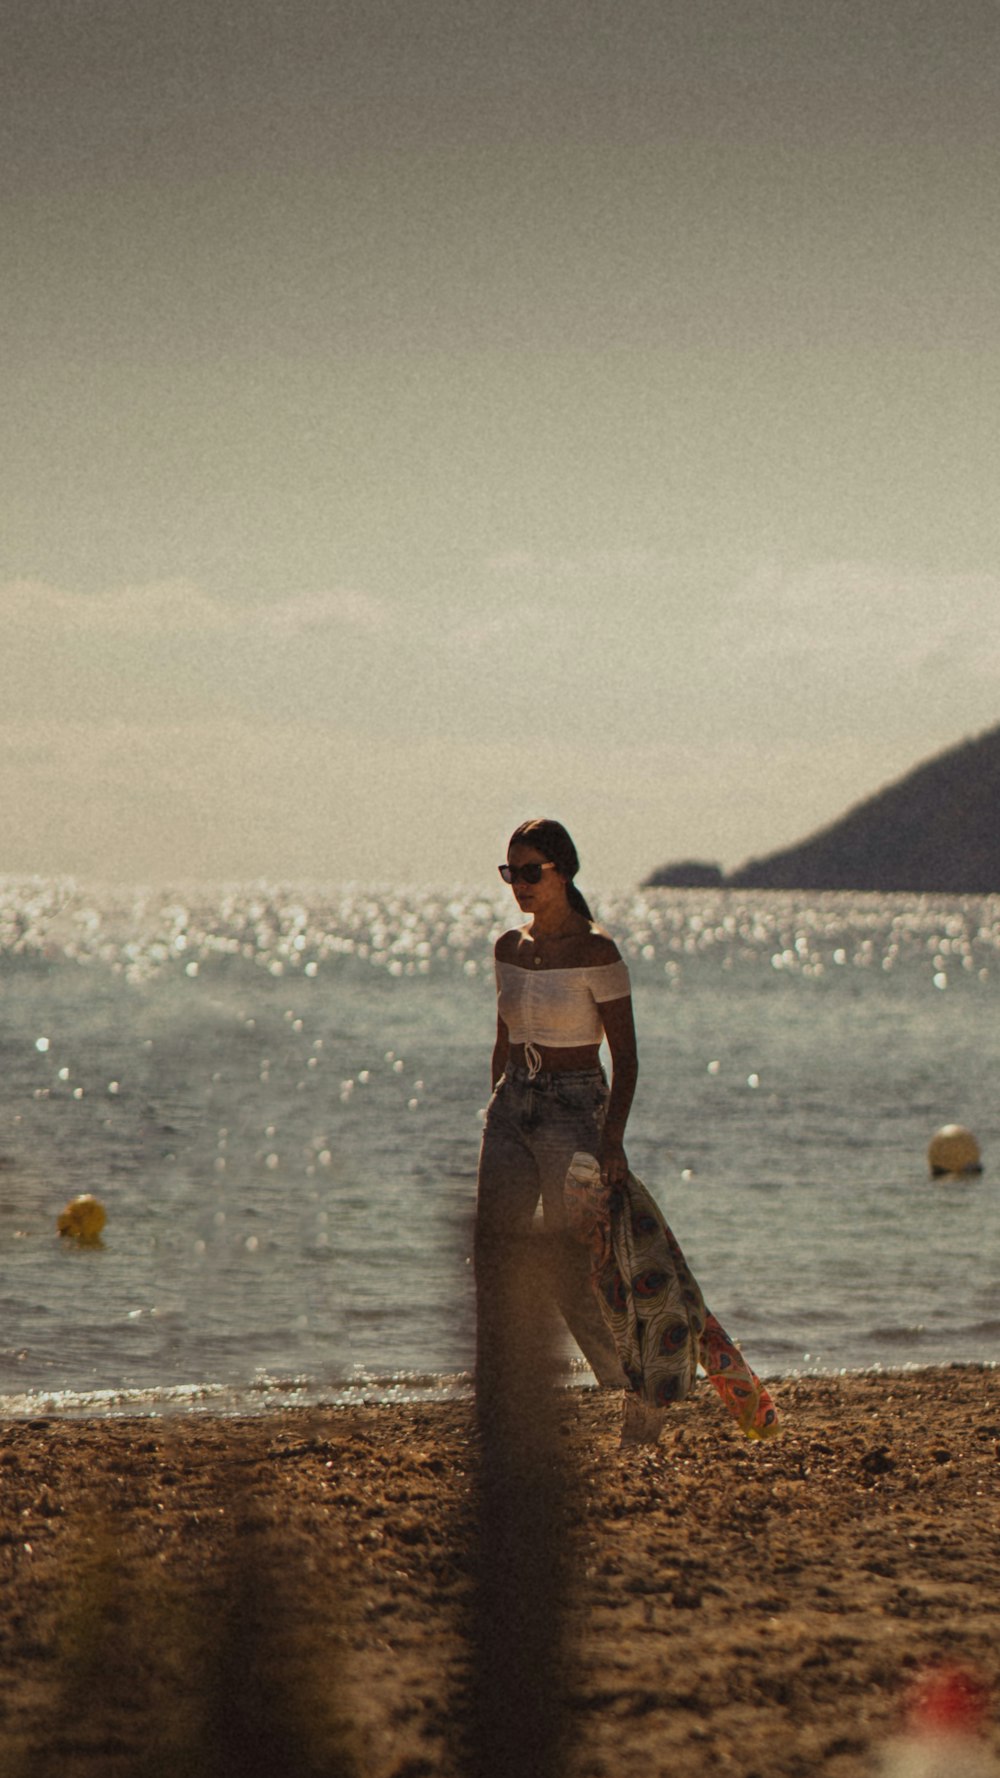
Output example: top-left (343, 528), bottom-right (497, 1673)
top-left (474, 818), bottom-right (636, 1391)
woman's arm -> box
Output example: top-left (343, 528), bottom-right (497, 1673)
top-left (491, 1013), bottom-right (510, 1089)
top-left (598, 994), bottom-right (638, 1185)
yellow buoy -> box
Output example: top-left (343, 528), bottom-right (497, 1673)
top-left (927, 1125), bottom-right (982, 1178)
top-left (57, 1193), bottom-right (107, 1243)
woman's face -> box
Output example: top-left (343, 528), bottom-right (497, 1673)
top-left (505, 842), bottom-right (568, 918)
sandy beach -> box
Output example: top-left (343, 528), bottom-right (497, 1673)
top-left (0, 1366), bottom-right (998, 1777)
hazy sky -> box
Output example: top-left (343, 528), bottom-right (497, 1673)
top-left (4, 0), bottom-right (1000, 888)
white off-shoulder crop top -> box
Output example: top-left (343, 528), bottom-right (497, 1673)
top-left (495, 958), bottom-right (631, 1048)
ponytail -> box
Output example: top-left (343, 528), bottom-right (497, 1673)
top-left (567, 879), bottom-right (594, 922)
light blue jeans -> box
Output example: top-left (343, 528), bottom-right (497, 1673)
top-left (475, 1064), bottom-right (624, 1389)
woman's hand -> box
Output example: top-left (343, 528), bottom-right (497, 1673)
top-left (598, 1132), bottom-right (629, 1188)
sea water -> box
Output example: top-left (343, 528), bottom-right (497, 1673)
top-left (0, 879), bottom-right (997, 1418)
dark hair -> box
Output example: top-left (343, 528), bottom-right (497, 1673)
top-left (507, 818), bottom-right (594, 921)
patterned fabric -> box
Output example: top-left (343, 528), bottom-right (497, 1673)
top-left (700, 1310), bottom-right (779, 1440)
top-left (564, 1153), bottom-right (779, 1443)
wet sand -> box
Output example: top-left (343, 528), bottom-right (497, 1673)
top-left (0, 1366), bottom-right (998, 1776)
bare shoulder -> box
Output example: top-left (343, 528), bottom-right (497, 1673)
top-left (584, 926), bottom-right (624, 967)
top-left (495, 927), bottom-right (526, 962)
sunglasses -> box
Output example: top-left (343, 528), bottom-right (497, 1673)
top-left (498, 861), bottom-right (557, 885)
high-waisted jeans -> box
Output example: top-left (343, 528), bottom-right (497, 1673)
top-left (474, 1064), bottom-right (624, 1390)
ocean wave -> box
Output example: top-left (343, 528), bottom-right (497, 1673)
top-left (0, 1369), bottom-right (478, 1422)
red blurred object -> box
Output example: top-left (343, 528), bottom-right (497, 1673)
top-left (878, 1664), bottom-right (998, 1778)
top-left (907, 1665), bottom-right (990, 1734)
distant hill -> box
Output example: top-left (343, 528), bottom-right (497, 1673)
top-left (644, 725), bottom-right (1000, 894)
